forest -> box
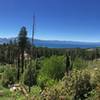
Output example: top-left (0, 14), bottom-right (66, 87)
top-left (0, 26), bottom-right (100, 100)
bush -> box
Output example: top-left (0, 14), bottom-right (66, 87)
top-left (73, 57), bottom-right (88, 69)
top-left (23, 61), bottom-right (37, 89)
top-left (39, 69), bottom-right (94, 100)
top-left (30, 86), bottom-right (41, 97)
top-left (1, 67), bottom-right (17, 88)
top-left (40, 75), bottom-right (74, 100)
top-left (40, 55), bottom-right (66, 80)
top-left (0, 65), bottom-right (5, 73)
top-left (74, 71), bottom-right (92, 100)
top-left (37, 74), bottom-right (56, 89)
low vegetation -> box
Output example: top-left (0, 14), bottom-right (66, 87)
top-left (0, 27), bottom-right (100, 100)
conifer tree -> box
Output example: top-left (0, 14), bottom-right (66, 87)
top-left (18, 26), bottom-right (28, 73)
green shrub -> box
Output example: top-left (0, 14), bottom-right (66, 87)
top-left (30, 86), bottom-right (41, 96)
top-left (73, 57), bottom-right (88, 69)
top-left (40, 75), bottom-right (74, 100)
top-left (0, 65), bottom-right (5, 73)
top-left (1, 67), bottom-right (17, 87)
top-left (40, 55), bottom-right (66, 80)
top-left (23, 61), bottom-right (37, 91)
top-left (39, 69), bottom-right (95, 100)
top-left (37, 74), bottom-right (56, 89)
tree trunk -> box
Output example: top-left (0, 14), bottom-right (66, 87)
top-left (17, 53), bottom-right (20, 81)
top-left (29, 86), bottom-right (31, 93)
top-left (21, 50), bottom-right (24, 73)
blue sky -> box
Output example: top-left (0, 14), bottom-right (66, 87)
top-left (0, 0), bottom-right (100, 42)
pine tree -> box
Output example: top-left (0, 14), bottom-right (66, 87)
top-left (18, 26), bottom-right (28, 73)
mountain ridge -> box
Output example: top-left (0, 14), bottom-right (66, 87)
top-left (0, 37), bottom-right (100, 48)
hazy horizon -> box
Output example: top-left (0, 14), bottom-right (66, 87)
top-left (1, 36), bottom-right (100, 43)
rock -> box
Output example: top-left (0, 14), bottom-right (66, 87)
top-left (10, 86), bottom-right (17, 92)
top-left (0, 91), bottom-right (4, 96)
top-left (94, 68), bottom-right (98, 71)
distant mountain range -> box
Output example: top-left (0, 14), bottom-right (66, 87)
top-left (0, 37), bottom-right (100, 48)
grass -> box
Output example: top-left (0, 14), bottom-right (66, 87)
top-left (0, 87), bottom-right (13, 100)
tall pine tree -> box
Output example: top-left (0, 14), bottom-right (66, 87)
top-left (18, 26), bottom-right (28, 73)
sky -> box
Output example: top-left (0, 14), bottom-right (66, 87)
top-left (0, 0), bottom-right (100, 42)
